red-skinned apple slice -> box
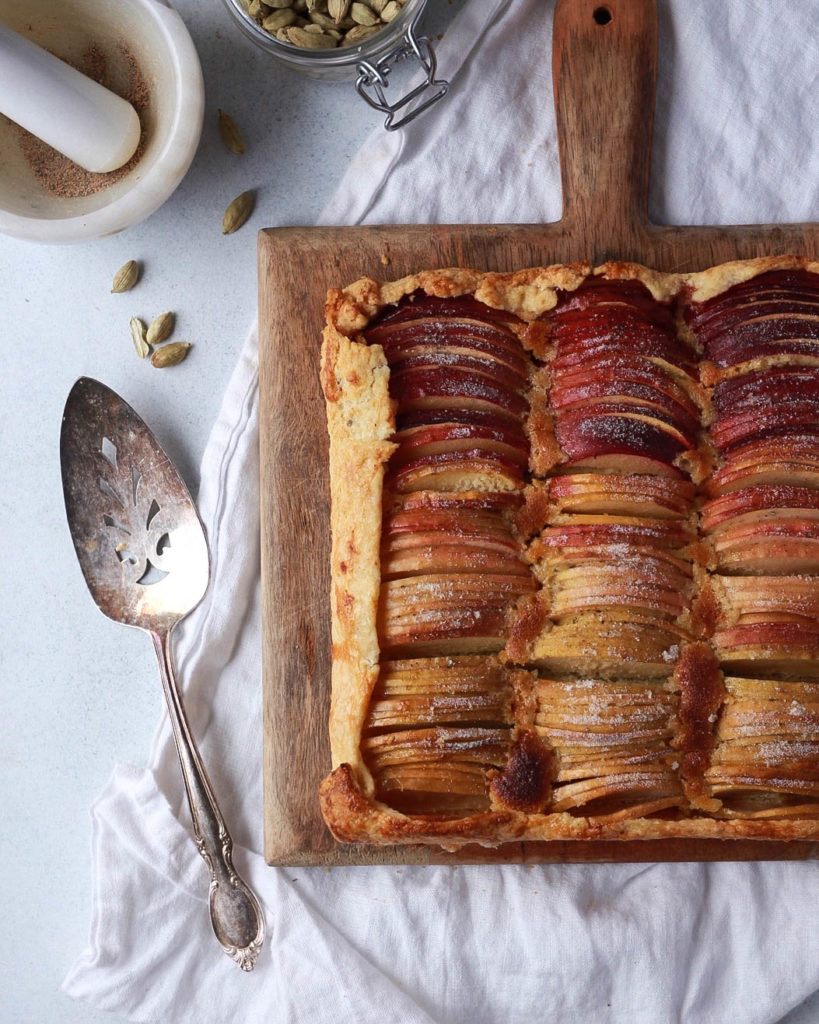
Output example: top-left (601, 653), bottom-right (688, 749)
top-left (700, 318), bottom-right (819, 367)
top-left (551, 380), bottom-right (701, 435)
top-left (710, 401), bottom-right (819, 451)
top-left (390, 365), bottom-right (529, 418)
top-left (555, 412), bottom-right (690, 466)
top-left (554, 278), bottom-right (675, 329)
top-left (367, 294), bottom-right (522, 330)
top-left (701, 486), bottom-right (819, 532)
top-left (387, 449), bottom-right (525, 492)
top-left (685, 270), bottom-right (819, 332)
top-left (712, 366), bottom-right (819, 413)
top-left (393, 420), bottom-right (528, 456)
top-left (389, 349), bottom-right (529, 392)
top-left (370, 323), bottom-right (530, 372)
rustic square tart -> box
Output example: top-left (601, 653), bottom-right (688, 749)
top-left (318, 256), bottom-right (819, 851)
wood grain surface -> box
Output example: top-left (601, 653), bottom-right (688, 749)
top-left (259, 0), bottom-right (818, 866)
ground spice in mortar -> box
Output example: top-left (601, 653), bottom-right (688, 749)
top-left (18, 43), bottom-right (150, 198)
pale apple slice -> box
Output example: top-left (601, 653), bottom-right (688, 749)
top-left (381, 543), bottom-right (531, 579)
top-left (711, 575), bottom-right (819, 625)
top-left (711, 521), bottom-right (819, 574)
top-left (377, 654), bottom-right (513, 697)
top-left (712, 621), bottom-right (819, 677)
top-left (387, 454), bottom-right (524, 494)
top-left (362, 723), bottom-right (512, 814)
top-left (558, 453), bottom-right (686, 478)
top-left (546, 473), bottom-right (695, 518)
top-left (548, 563), bottom-right (691, 621)
top-left (379, 572), bottom-right (536, 656)
top-left (528, 610), bottom-right (686, 678)
top-left (392, 489), bottom-right (522, 515)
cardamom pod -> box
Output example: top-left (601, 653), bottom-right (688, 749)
top-left (309, 10), bottom-right (339, 29)
top-left (344, 23), bottom-right (379, 43)
top-left (350, 1), bottom-right (378, 25)
top-left (286, 25), bottom-right (336, 47)
top-left (218, 109), bottom-right (246, 155)
top-left (328, 0), bottom-right (351, 22)
top-left (222, 190), bottom-right (255, 234)
top-left (151, 342), bottom-right (192, 369)
top-left (263, 7), bottom-right (296, 30)
top-left (381, 0), bottom-right (402, 21)
top-left (129, 317), bottom-right (150, 359)
top-left (112, 260), bottom-right (140, 293)
top-left (146, 311), bottom-right (175, 347)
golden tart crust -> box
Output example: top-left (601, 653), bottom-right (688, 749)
top-left (318, 258), bottom-right (819, 849)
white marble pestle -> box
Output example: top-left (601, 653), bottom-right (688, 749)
top-left (0, 23), bottom-right (141, 173)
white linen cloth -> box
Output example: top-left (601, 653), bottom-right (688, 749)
top-left (64, 1), bottom-right (819, 1021)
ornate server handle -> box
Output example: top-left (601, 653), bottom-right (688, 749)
top-left (151, 629), bottom-right (265, 970)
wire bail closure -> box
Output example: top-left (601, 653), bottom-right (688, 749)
top-left (355, 11), bottom-right (449, 131)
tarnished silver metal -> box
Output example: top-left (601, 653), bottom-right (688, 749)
top-left (60, 377), bottom-right (265, 971)
top-left (354, 7), bottom-right (448, 131)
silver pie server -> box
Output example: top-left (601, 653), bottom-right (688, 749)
top-left (60, 377), bottom-right (265, 971)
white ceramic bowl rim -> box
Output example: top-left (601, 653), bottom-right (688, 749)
top-left (0, 0), bottom-right (204, 244)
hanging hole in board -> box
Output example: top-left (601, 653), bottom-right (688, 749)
top-left (593, 6), bottom-right (612, 25)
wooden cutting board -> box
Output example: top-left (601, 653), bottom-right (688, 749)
top-left (259, 0), bottom-right (818, 866)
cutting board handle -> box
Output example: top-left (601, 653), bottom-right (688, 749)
top-left (553, 0), bottom-right (657, 248)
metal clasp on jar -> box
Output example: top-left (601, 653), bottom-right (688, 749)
top-left (354, 7), bottom-right (448, 131)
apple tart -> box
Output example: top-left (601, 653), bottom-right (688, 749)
top-left (318, 256), bottom-right (819, 848)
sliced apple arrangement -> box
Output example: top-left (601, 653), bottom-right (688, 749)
top-left (534, 677), bottom-right (683, 820)
top-left (704, 677), bottom-right (819, 818)
top-left (350, 262), bottom-right (819, 825)
top-left (362, 656), bottom-right (515, 815)
top-left (516, 277), bottom-right (703, 817)
top-left (688, 267), bottom-right (819, 808)
top-left (548, 278), bottom-right (703, 475)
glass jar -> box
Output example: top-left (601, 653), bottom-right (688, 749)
top-left (220, 0), bottom-right (448, 129)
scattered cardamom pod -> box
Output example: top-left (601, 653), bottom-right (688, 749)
top-left (146, 311), bottom-right (175, 347)
top-left (129, 317), bottom-right (150, 359)
top-left (218, 109), bottom-right (246, 155)
top-left (151, 342), bottom-right (192, 369)
top-left (112, 260), bottom-right (140, 293)
top-left (222, 190), bottom-right (255, 234)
